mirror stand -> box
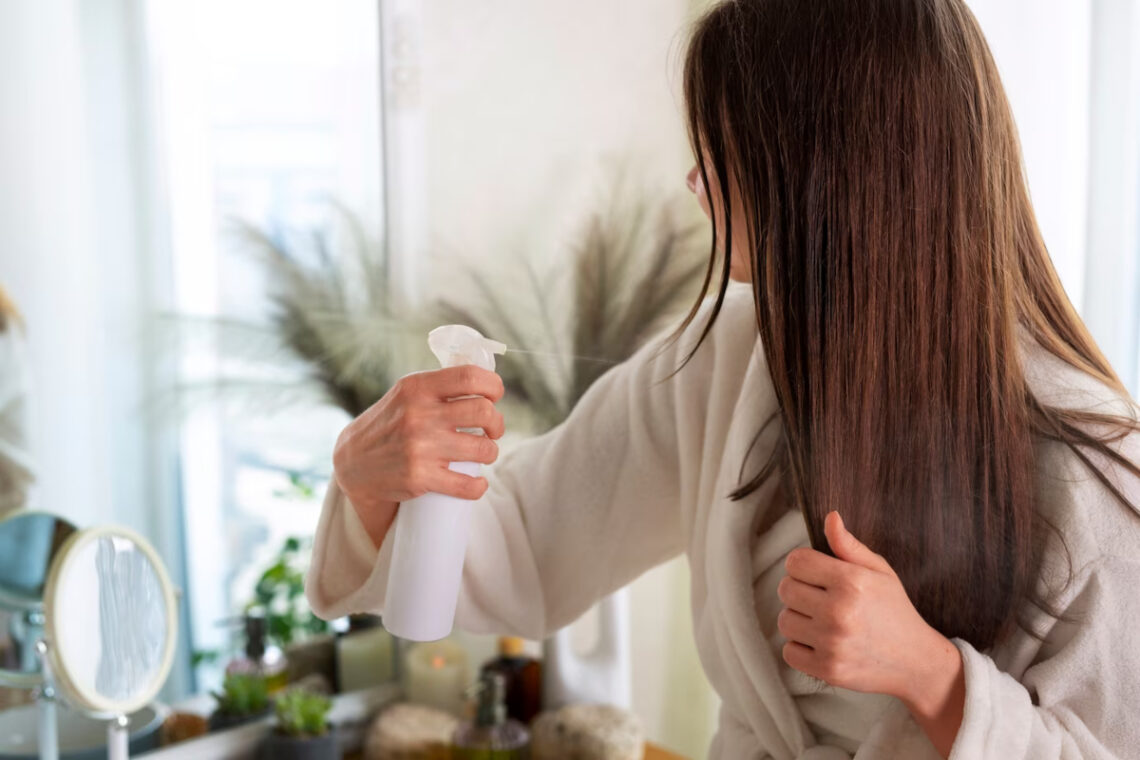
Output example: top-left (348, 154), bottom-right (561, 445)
top-left (108, 714), bottom-right (129, 760)
top-left (33, 639), bottom-right (59, 760)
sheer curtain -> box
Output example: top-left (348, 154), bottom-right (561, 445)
top-left (0, 0), bottom-right (189, 696)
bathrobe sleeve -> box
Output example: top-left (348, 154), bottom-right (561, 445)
top-left (947, 554), bottom-right (1140, 760)
top-left (305, 324), bottom-right (694, 638)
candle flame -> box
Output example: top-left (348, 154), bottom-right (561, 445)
top-left (431, 655), bottom-right (446, 669)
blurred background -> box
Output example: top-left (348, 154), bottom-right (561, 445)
top-left (0, 0), bottom-right (1138, 755)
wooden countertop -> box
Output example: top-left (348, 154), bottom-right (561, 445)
top-left (344, 742), bottom-right (687, 759)
top-left (644, 742), bottom-right (690, 760)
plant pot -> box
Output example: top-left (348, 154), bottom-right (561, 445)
top-left (207, 706), bottom-right (273, 732)
top-left (259, 729), bottom-right (339, 760)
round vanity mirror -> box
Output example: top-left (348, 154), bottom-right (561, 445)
top-left (0, 511), bottom-right (78, 689)
top-left (42, 526), bottom-right (177, 720)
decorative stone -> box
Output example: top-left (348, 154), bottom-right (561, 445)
top-left (532, 704), bottom-right (644, 760)
top-left (363, 703), bottom-right (458, 760)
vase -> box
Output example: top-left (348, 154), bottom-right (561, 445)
top-left (260, 729), bottom-right (340, 760)
top-left (207, 706), bottom-right (272, 732)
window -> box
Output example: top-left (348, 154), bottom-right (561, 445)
top-left (144, 0), bottom-right (383, 688)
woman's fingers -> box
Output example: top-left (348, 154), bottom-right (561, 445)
top-left (411, 365), bottom-right (505, 403)
top-left (776, 607), bottom-right (817, 648)
top-left (781, 641), bottom-right (817, 676)
top-left (431, 468), bottom-right (489, 501)
top-left (777, 575), bottom-right (828, 617)
top-left (440, 397), bottom-right (505, 439)
top-left (438, 431), bottom-right (500, 466)
top-left (784, 546), bottom-right (850, 590)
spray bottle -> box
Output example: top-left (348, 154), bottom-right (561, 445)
top-left (382, 325), bottom-right (507, 642)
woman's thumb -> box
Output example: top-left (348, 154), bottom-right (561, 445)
top-left (825, 510), bottom-right (890, 572)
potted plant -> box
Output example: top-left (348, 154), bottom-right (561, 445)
top-left (260, 688), bottom-right (337, 760)
top-left (208, 673), bottom-right (273, 731)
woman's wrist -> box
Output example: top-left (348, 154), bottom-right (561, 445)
top-left (355, 497), bottom-right (398, 549)
top-left (336, 471), bottom-right (399, 550)
top-left (895, 626), bottom-right (966, 758)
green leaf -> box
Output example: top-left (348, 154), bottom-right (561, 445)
top-left (274, 688), bottom-right (331, 737)
top-left (192, 649), bottom-right (221, 667)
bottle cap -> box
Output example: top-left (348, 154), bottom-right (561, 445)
top-left (346, 613), bottom-right (384, 633)
top-left (499, 636), bottom-right (526, 657)
top-left (427, 325), bottom-right (507, 372)
top-left (244, 609), bottom-right (267, 660)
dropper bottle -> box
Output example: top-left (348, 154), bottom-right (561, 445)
top-left (452, 671), bottom-right (531, 759)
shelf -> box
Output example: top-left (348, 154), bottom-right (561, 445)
top-left (145, 687), bottom-right (692, 760)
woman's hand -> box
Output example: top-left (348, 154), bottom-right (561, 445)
top-left (332, 366), bottom-right (505, 547)
top-left (777, 510), bottom-right (965, 757)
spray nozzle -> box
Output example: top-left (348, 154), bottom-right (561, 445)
top-left (428, 325), bottom-right (507, 372)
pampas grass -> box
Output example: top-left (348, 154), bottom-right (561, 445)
top-left (436, 182), bottom-right (709, 432)
top-left (236, 212), bottom-right (416, 417)
top-left (165, 204), bottom-right (424, 419)
top-left (166, 181), bottom-right (709, 430)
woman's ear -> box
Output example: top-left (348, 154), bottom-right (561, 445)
top-left (686, 164), bottom-right (701, 195)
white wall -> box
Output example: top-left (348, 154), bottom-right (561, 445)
top-left (419, 0), bottom-right (700, 281)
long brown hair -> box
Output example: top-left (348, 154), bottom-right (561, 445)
top-left (679, 0), bottom-right (1140, 650)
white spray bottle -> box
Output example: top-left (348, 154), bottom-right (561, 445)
top-left (382, 325), bottom-right (507, 642)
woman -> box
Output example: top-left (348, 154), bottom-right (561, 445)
top-left (0, 286), bottom-right (33, 519)
top-left (307, 1), bottom-right (1140, 758)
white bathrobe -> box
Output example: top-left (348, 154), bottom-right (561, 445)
top-left (306, 285), bottom-right (1140, 759)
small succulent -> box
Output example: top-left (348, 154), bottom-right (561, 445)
top-left (211, 673), bottom-right (270, 717)
top-left (274, 688), bottom-right (333, 738)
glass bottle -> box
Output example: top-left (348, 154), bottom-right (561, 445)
top-left (480, 636), bottom-right (542, 724)
top-left (225, 610), bottom-right (288, 693)
top-left (452, 672), bottom-right (531, 759)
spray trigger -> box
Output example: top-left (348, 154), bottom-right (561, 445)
top-left (427, 325), bottom-right (508, 372)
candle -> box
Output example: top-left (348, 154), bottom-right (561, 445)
top-left (337, 625), bottom-right (396, 692)
top-left (403, 639), bottom-right (469, 716)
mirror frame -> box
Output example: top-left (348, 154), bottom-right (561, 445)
top-left (42, 525), bottom-right (177, 716)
